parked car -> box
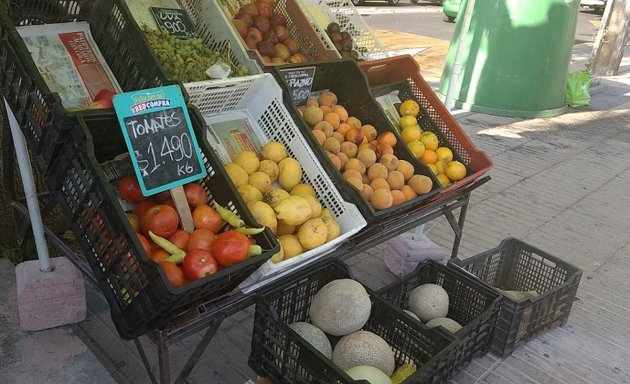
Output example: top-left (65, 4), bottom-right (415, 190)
top-left (581, 0), bottom-right (606, 13)
top-left (442, 0), bottom-right (460, 22)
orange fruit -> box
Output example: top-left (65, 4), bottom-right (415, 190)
top-left (407, 140), bottom-right (426, 159)
top-left (395, 160), bottom-right (415, 181)
top-left (445, 161), bottom-right (466, 181)
top-left (419, 149), bottom-right (437, 165)
top-left (399, 115), bottom-right (417, 129)
top-left (391, 189), bottom-right (406, 206)
top-left (420, 131), bottom-right (439, 151)
top-left (401, 125), bottom-right (422, 143)
top-left (346, 116), bottom-right (362, 129)
top-left (399, 100), bottom-right (420, 117)
top-left (436, 174), bottom-right (451, 187)
top-left (435, 147), bottom-right (454, 162)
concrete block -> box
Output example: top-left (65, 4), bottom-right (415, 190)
top-left (383, 233), bottom-right (447, 278)
top-left (16, 257), bottom-right (86, 331)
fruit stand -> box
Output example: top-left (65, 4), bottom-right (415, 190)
top-left (0, 0), bottom-right (582, 383)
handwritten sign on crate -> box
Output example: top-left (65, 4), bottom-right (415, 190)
top-left (278, 66), bottom-right (316, 106)
top-left (113, 85), bottom-right (206, 196)
top-left (150, 7), bottom-right (198, 39)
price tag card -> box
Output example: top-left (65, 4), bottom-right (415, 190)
top-left (278, 66), bottom-right (316, 106)
top-left (150, 7), bottom-right (198, 39)
top-left (113, 85), bottom-right (206, 196)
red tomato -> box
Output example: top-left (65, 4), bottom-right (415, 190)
top-left (158, 261), bottom-right (186, 288)
top-left (118, 175), bottom-right (147, 203)
top-left (136, 233), bottom-right (151, 256)
top-left (133, 200), bottom-right (155, 220)
top-left (184, 183), bottom-right (208, 208)
top-left (150, 248), bottom-right (170, 263)
top-left (182, 249), bottom-right (218, 281)
top-left (141, 204), bottom-right (180, 238)
top-left (188, 229), bottom-right (216, 251)
top-left (192, 204), bottom-right (224, 233)
top-left (212, 230), bottom-right (250, 267)
top-left (168, 230), bottom-right (190, 251)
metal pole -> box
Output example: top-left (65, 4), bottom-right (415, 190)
top-left (444, 0), bottom-right (477, 110)
top-left (3, 97), bottom-right (52, 272)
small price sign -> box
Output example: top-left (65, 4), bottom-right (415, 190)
top-left (113, 85), bottom-right (206, 196)
top-left (279, 66), bottom-right (316, 106)
top-left (150, 7), bottom-right (198, 39)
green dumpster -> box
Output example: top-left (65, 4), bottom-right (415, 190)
top-left (439, 0), bottom-right (580, 118)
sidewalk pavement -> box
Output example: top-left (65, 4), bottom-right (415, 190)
top-left (2, 33), bottom-right (630, 384)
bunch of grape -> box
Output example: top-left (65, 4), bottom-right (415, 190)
top-left (142, 26), bottom-right (248, 82)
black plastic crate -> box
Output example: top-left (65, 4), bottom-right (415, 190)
top-left (249, 260), bottom-right (456, 384)
top-left (270, 59), bottom-right (442, 224)
top-left (448, 238), bottom-right (582, 357)
top-left (377, 260), bottom-right (503, 378)
top-left (0, 0), bottom-right (164, 172)
top-left (44, 107), bottom-right (279, 340)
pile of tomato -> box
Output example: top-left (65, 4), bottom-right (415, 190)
top-left (118, 175), bottom-right (261, 288)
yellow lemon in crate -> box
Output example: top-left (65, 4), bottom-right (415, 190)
top-left (436, 174), bottom-right (451, 187)
top-left (399, 100), bottom-right (420, 117)
top-left (435, 160), bottom-right (447, 175)
top-left (445, 161), bottom-right (467, 181)
top-left (420, 131), bottom-right (439, 151)
top-left (407, 140), bottom-right (426, 159)
top-left (399, 115), bottom-right (418, 130)
top-left (436, 147), bottom-right (454, 162)
top-left (401, 125), bottom-right (422, 143)
top-left (426, 164), bottom-right (438, 175)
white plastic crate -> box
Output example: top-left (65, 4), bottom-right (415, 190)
top-left (297, 0), bottom-right (389, 60)
top-left (184, 74), bottom-right (367, 292)
top-left (176, 0), bottom-right (262, 75)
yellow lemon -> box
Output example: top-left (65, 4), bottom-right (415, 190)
top-left (435, 147), bottom-right (454, 162)
top-left (445, 161), bottom-right (467, 181)
top-left (435, 160), bottom-right (447, 175)
top-left (399, 115), bottom-right (418, 129)
top-left (399, 99), bottom-right (420, 117)
top-left (436, 174), bottom-right (451, 187)
top-left (401, 125), bottom-right (422, 143)
top-left (426, 164), bottom-right (438, 175)
top-left (407, 140), bottom-right (426, 159)
top-left (420, 131), bottom-right (439, 151)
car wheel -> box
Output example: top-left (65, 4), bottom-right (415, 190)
top-left (388, 0), bottom-right (400, 5)
top-left (443, 15), bottom-right (455, 23)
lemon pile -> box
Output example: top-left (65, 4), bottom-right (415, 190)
top-left (398, 100), bottom-right (466, 187)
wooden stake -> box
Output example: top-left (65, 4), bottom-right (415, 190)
top-left (170, 186), bottom-right (194, 232)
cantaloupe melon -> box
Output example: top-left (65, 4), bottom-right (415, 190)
top-left (345, 366), bottom-right (392, 384)
top-left (425, 317), bottom-right (462, 333)
top-left (332, 331), bottom-right (395, 376)
top-left (288, 322), bottom-right (332, 359)
top-left (403, 310), bottom-right (420, 322)
top-left (408, 283), bottom-right (449, 323)
top-left (309, 279), bottom-right (371, 336)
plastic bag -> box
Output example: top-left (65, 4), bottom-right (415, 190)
top-left (565, 70), bottom-right (592, 107)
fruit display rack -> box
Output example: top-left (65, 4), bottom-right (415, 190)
top-left (0, 2), bottom-right (495, 383)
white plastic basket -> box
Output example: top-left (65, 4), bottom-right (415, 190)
top-left (176, 0), bottom-right (262, 75)
top-left (184, 74), bottom-right (367, 292)
top-left (297, 0), bottom-right (389, 60)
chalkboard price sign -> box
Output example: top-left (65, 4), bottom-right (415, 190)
top-left (278, 66), bottom-right (316, 106)
top-left (113, 85), bottom-right (206, 196)
top-left (150, 7), bottom-right (198, 39)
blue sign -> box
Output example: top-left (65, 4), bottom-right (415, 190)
top-left (113, 85), bottom-right (206, 196)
